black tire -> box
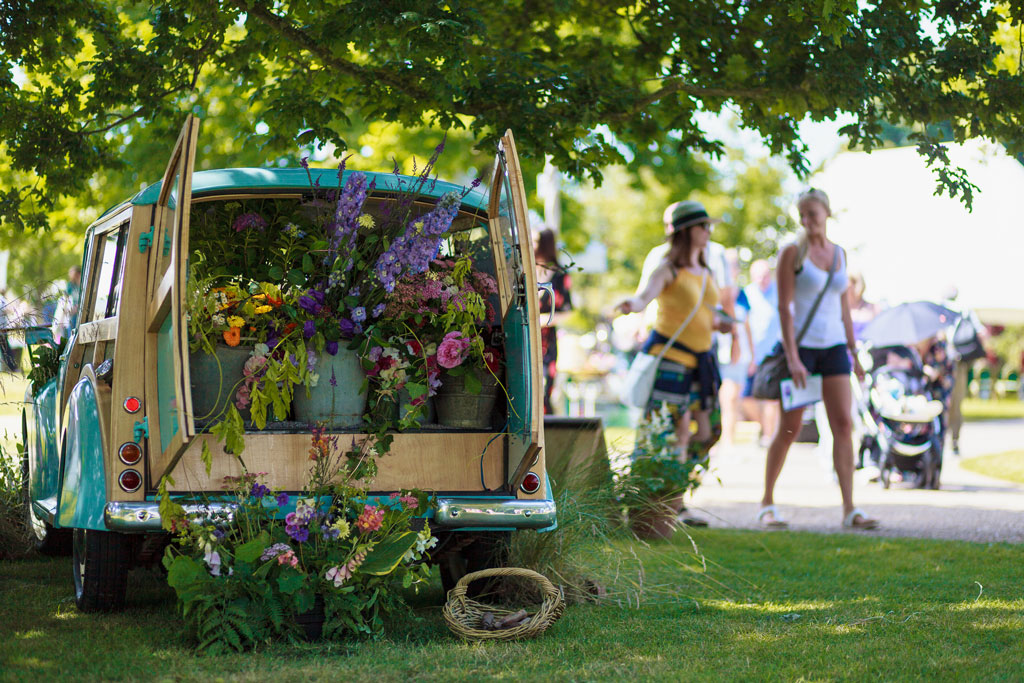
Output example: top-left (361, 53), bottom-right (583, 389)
top-left (73, 529), bottom-right (130, 612)
top-left (880, 466), bottom-right (891, 489)
top-left (437, 531), bottom-right (511, 598)
top-left (21, 409), bottom-right (71, 555)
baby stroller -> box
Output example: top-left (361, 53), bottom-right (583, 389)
top-left (858, 345), bottom-right (945, 489)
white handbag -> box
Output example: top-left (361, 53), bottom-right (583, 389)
top-left (619, 272), bottom-right (708, 409)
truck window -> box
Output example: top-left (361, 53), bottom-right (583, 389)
top-left (89, 222), bottom-right (129, 321)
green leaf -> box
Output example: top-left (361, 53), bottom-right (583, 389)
top-left (463, 371), bottom-right (482, 394)
top-left (267, 265), bottom-right (284, 280)
top-left (277, 570), bottom-right (305, 594)
top-left (405, 382), bottom-right (427, 399)
top-left (235, 530), bottom-right (271, 563)
top-left (287, 268), bottom-right (305, 285)
top-left (361, 532), bottom-right (417, 575)
top-left (200, 441), bottom-right (213, 477)
top-left (302, 253), bottom-right (314, 273)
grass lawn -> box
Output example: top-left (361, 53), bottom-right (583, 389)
top-left (961, 450), bottom-right (1024, 484)
top-left (961, 397), bottom-right (1024, 421)
top-left (3, 530), bottom-right (1022, 681)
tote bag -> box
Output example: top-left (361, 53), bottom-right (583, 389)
top-left (619, 272), bottom-right (708, 409)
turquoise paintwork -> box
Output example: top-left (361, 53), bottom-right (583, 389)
top-left (26, 378), bottom-right (59, 505)
top-left (156, 315), bottom-right (179, 451)
top-left (121, 167), bottom-right (488, 214)
top-left (56, 378), bottom-right (109, 531)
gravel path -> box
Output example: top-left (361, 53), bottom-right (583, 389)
top-left (687, 419), bottom-right (1024, 544)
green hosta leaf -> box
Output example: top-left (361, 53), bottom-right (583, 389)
top-left (235, 530), bottom-right (271, 563)
top-left (361, 532), bottom-right (417, 575)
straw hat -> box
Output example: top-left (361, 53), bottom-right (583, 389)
top-left (666, 200), bottom-right (722, 236)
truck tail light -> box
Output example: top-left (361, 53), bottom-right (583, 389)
top-left (520, 471), bottom-right (541, 494)
top-left (123, 396), bottom-right (141, 413)
top-left (118, 442), bottom-right (142, 465)
top-left (119, 469), bottom-right (142, 492)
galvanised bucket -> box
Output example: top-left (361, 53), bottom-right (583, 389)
top-left (435, 368), bottom-right (499, 428)
top-left (293, 347), bottom-right (367, 428)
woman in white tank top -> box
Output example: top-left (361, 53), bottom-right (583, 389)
top-left (757, 189), bottom-right (879, 530)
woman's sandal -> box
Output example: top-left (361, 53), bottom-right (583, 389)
top-left (757, 505), bottom-right (789, 529)
top-left (842, 508), bottom-right (879, 530)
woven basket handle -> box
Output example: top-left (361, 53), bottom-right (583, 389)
top-left (451, 567), bottom-right (561, 602)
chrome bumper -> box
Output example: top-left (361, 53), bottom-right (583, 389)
top-left (104, 501), bottom-right (237, 532)
top-left (433, 497), bottom-right (557, 529)
top-left (105, 497), bottom-right (557, 532)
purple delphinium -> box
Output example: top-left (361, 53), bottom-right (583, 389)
top-left (325, 340), bottom-right (339, 356)
top-left (330, 172), bottom-right (369, 257)
top-left (232, 212), bottom-right (267, 232)
top-left (303, 320), bottom-right (316, 339)
top-left (373, 191), bottom-right (459, 289)
top-left (372, 303), bottom-right (386, 318)
top-left (250, 482), bottom-right (271, 499)
top-left (351, 306), bottom-right (366, 323)
top-left (329, 368), bottom-right (337, 387)
top-left (286, 525), bottom-right (310, 543)
top-left (276, 492), bottom-right (289, 506)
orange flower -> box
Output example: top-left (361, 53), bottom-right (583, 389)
top-left (283, 322), bottom-right (298, 335)
top-left (223, 327), bottom-right (241, 347)
top-left (266, 294), bottom-right (283, 307)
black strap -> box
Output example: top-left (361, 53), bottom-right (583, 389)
top-left (795, 245), bottom-right (840, 345)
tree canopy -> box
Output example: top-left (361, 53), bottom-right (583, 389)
top-left (2, 0), bottom-right (1023, 235)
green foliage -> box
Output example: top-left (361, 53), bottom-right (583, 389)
top-left (618, 404), bottom-right (703, 511)
top-left (0, 442), bottom-right (30, 560)
top-left (25, 337), bottom-right (67, 397)
top-left (3, 0), bottom-right (1024, 234)
top-left (162, 451), bottom-right (436, 652)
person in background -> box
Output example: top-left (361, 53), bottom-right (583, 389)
top-left (815, 270), bottom-right (880, 477)
top-left (758, 188), bottom-right (879, 530)
top-left (534, 228), bottom-right (573, 414)
top-left (617, 200), bottom-right (733, 527)
top-left (53, 266), bottom-right (82, 343)
top-left (0, 289), bottom-right (17, 371)
top-left (943, 287), bottom-right (988, 455)
top-left (741, 259), bottom-right (780, 447)
top-left (717, 248), bottom-right (751, 447)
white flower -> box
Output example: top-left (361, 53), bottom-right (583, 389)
top-left (325, 566), bottom-right (347, 588)
top-left (204, 547), bottom-right (222, 577)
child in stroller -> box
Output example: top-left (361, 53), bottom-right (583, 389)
top-left (858, 344), bottom-right (945, 489)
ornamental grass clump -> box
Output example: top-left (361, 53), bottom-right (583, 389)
top-left (162, 425), bottom-right (437, 653)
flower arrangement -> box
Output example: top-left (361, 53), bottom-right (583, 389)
top-left (162, 426), bottom-right (436, 653)
top-left (375, 254), bottom-right (502, 395)
top-left (618, 404), bottom-right (704, 513)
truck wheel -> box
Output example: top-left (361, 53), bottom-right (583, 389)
top-left (21, 410), bottom-right (71, 555)
top-left (73, 529), bottom-right (130, 612)
top-left (438, 531), bottom-right (511, 598)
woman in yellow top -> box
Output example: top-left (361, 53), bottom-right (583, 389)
top-left (616, 200), bottom-right (731, 457)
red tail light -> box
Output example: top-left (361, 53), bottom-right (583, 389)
top-left (123, 396), bottom-right (141, 413)
top-left (118, 442), bottom-right (142, 465)
top-left (520, 472), bottom-right (541, 494)
top-left (119, 469), bottom-right (142, 492)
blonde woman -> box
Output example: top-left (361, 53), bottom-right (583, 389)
top-left (758, 189), bottom-right (879, 530)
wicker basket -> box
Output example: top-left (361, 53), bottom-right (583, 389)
top-left (442, 568), bottom-right (565, 641)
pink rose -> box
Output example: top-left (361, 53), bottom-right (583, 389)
top-left (437, 336), bottom-right (469, 369)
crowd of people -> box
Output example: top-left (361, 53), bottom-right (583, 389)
top-left (592, 188), bottom-right (989, 531)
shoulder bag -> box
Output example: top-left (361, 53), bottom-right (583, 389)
top-left (750, 246), bottom-right (839, 400)
top-left (620, 271), bottom-right (708, 409)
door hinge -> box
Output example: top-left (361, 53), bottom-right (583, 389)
top-left (163, 231), bottom-right (171, 257)
top-left (133, 416), bottom-right (149, 443)
top-left (138, 226), bottom-right (154, 253)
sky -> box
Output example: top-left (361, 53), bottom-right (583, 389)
top-left (702, 111), bottom-right (1022, 315)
